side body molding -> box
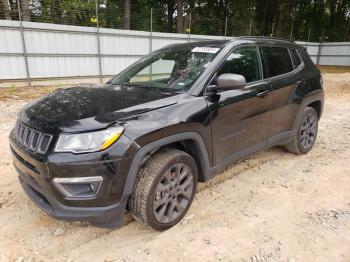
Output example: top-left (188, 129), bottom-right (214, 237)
top-left (122, 132), bottom-right (211, 197)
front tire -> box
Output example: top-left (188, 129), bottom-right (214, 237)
top-left (128, 148), bottom-right (198, 231)
top-left (285, 107), bottom-right (319, 154)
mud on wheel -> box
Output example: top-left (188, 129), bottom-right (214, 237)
top-left (128, 148), bottom-right (198, 231)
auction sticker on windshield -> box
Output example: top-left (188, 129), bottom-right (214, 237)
top-left (191, 47), bottom-right (220, 53)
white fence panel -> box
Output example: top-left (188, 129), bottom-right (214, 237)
top-left (0, 56), bottom-right (27, 79)
top-left (102, 56), bottom-right (139, 76)
top-left (0, 19), bottom-right (350, 85)
top-left (28, 56), bottom-right (99, 78)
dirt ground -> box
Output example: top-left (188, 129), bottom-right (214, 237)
top-left (0, 73), bottom-right (349, 262)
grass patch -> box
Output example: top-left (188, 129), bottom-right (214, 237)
top-left (0, 85), bottom-right (59, 101)
top-left (318, 65), bottom-right (350, 74)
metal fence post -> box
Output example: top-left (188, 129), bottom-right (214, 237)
top-left (95, 0), bottom-right (103, 84)
top-left (17, 0), bottom-right (31, 87)
top-left (249, 19), bottom-right (252, 36)
top-left (289, 24), bottom-right (294, 40)
top-left (149, 8), bottom-right (153, 80)
top-left (187, 13), bottom-right (191, 42)
top-left (306, 27), bottom-right (311, 50)
top-left (149, 8), bottom-right (153, 53)
top-left (316, 29), bottom-right (324, 65)
top-left (224, 16), bottom-right (228, 39)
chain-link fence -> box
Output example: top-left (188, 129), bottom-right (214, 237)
top-left (1, 0), bottom-right (350, 88)
top-left (1, 0), bottom-right (347, 41)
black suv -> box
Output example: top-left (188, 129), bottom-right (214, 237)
top-left (10, 37), bottom-right (324, 231)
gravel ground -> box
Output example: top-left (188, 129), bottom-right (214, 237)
top-left (0, 73), bottom-right (349, 262)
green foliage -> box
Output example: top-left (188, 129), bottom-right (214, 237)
top-left (2, 0), bottom-right (350, 41)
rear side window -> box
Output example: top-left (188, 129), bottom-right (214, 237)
top-left (218, 46), bottom-right (261, 83)
top-left (260, 46), bottom-right (294, 77)
top-left (290, 49), bottom-right (302, 68)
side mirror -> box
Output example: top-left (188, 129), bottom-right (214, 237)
top-left (216, 73), bottom-right (246, 90)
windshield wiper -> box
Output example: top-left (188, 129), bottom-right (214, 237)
top-left (119, 83), bottom-right (151, 89)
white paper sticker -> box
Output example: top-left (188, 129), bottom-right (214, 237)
top-left (191, 47), bottom-right (220, 54)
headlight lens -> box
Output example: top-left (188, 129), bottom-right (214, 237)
top-left (55, 126), bottom-right (124, 153)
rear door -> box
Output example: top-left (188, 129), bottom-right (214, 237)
top-left (259, 45), bottom-right (306, 145)
top-left (207, 45), bottom-right (274, 170)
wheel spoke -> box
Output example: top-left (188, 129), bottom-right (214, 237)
top-left (154, 202), bottom-right (169, 223)
top-left (179, 188), bottom-right (192, 200)
top-left (310, 124), bottom-right (317, 134)
top-left (167, 200), bottom-right (177, 220)
top-left (179, 176), bottom-right (193, 192)
top-left (179, 165), bottom-right (189, 181)
top-left (301, 135), bottom-right (308, 148)
top-left (306, 114), bottom-right (311, 124)
top-left (174, 164), bottom-right (181, 179)
top-left (153, 197), bottom-right (168, 210)
top-left (299, 112), bottom-right (318, 150)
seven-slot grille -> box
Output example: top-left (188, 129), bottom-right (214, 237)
top-left (12, 121), bottom-right (53, 154)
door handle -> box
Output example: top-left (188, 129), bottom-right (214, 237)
top-left (297, 79), bottom-right (306, 85)
top-left (256, 90), bottom-right (271, 97)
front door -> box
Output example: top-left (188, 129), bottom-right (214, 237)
top-left (206, 45), bottom-right (274, 170)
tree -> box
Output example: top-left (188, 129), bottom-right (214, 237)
top-left (2, 0), bottom-right (11, 20)
top-left (176, 0), bottom-right (183, 33)
top-left (123, 0), bottom-right (130, 30)
top-left (2, 0), bottom-right (349, 41)
top-left (21, 0), bottom-right (31, 21)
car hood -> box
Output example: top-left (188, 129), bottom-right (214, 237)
top-left (19, 85), bottom-right (179, 133)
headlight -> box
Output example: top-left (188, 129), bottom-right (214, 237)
top-left (55, 126), bottom-right (124, 153)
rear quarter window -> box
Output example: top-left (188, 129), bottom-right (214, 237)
top-left (260, 46), bottom-right (294, 78)
top-left (290, 49), bottom-right (302, 68)
top-left (298, 49), bottom-right (315, 66)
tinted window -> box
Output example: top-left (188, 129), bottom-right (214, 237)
top-left (290, 49), bottom-right (302, 68)
top-left (261, 46), bottom-right (293, 77)
top-left (218, 46), bottom-right (261, 83)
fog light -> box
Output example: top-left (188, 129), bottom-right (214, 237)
top-left (53, 176), bottom-right (103, 198)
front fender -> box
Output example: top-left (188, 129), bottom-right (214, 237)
top-left (122, 132), bottom-right (211, 197)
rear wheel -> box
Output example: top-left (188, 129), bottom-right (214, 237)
top-left (285, 107), bottom-right (318, 154)
top-left (128, 148), bottom-right (198, 231)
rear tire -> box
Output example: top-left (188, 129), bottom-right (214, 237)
top-left (128, 148), bottom-right (198, 231)
top-left (285, 107), bottom-right (318, 154)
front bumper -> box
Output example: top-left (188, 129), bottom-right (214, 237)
top-left (18, 171), bottom-right (127, 227)
top-left (9, 134), bottom-right (137, 228)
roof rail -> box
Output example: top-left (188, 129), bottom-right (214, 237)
top-left (234, 36), bottom-right (295, 43)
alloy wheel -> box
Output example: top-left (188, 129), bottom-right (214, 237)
top-left (300, 112), bottom-right (318, 150)
top-left (152, 163), bottom-right (194, 224)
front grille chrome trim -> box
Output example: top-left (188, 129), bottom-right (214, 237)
top-left (12, 121), bottom-right (53, 154)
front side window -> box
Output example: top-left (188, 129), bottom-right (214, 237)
top-left (218, 46), bottom-right (262, 83)
top-left (109, 45), bottom-right (222, 91)
top-left (260, 46), bottom-right (294, 77)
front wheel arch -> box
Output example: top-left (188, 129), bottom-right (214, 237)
top-left (122, 132), bottom-right (211, 198)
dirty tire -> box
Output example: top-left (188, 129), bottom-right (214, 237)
top-left (285, 107), bottom-right (319, 154)
top-left (128, 148), bottom-right (198, 231)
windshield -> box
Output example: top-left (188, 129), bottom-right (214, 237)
top-left (108, 44), bottom-right (222, 91)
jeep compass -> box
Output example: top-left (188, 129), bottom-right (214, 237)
top-left (10, 37), bottom-right (324, 230)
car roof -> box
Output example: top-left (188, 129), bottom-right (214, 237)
top-left (233, 36), bottom-right (301, 48)
top-left (160, 36), bottom-right (302, 50)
